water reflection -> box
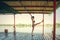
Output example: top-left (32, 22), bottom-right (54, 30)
top-left (14, 35), bottom-right (16, 40)
top-left (5, 33), bottom-right (8, 37)
top-left (13, 32), bottom-right (16, 40)
top-left (31, 35), bottom-right (34, 40)
top-left (0, 32), bottom-right (60, 40)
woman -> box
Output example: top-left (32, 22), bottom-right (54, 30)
top-left (29, 14), bottom-right (43, 36)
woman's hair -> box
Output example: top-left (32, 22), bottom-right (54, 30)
top-left (32, 16), bottom-right (34, 18)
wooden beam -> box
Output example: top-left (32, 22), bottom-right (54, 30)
top-left (12, 7), bottom-right (53, 11)
top-left (11, 6), bottom-right (54, 8)
top-left (18, 11), bottom-right (51, 14)
top-left (1, 0), bottom-right (54, 1)
top-left (16, 10), bottom-right (53, 11)
top-left (2, 0), bottom-right (60, 1)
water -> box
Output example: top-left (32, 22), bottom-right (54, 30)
top-left (0, 26), bottom-right (60, 35)
top-left (0, 26), bottom-right (60, 40)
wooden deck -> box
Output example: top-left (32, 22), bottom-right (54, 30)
top-left (0, 32), bottom-right (60, 40)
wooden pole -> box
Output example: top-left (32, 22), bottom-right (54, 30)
top-left (14, 14), bottom-right (16, 35)
top-left (53, 0), bottom-right (56, 40)
top-left (43, 13), bottom-right (44, 35)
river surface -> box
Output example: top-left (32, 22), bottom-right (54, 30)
top-left (0, 26), bottom-right (60, 40)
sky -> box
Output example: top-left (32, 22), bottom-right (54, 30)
top-left (0, 7), bottom-right (60, 24)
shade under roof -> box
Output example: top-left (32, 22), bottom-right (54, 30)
top-left (0, 1), bottom-right (60, 14)
top-left (0, 2), bottom-right (19, 14)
